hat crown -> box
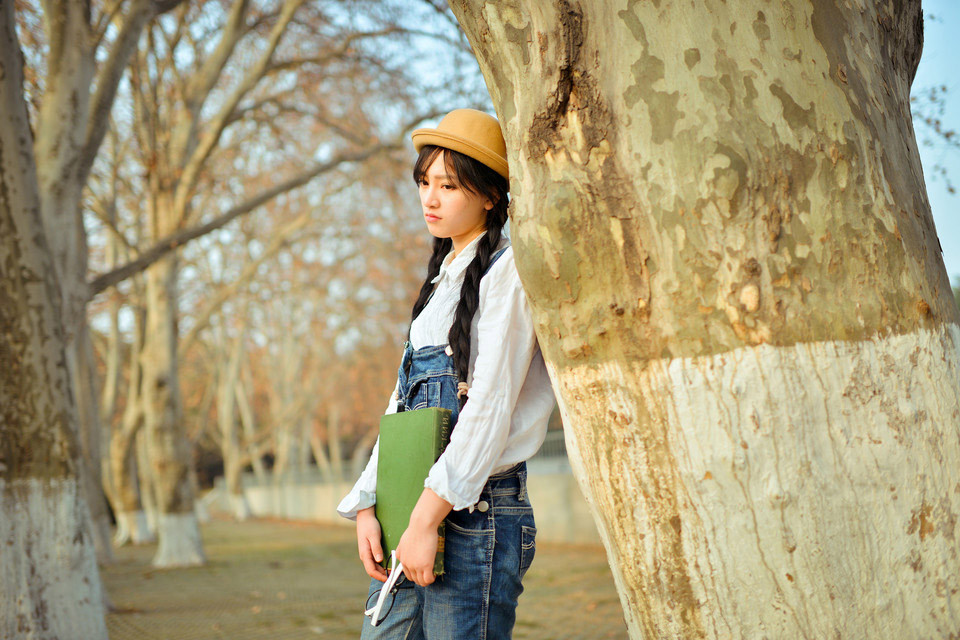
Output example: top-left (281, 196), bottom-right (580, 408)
top-left (435, 109), bottom-right (506, 158)
top-left (411, 108), bottom-right (509, 180)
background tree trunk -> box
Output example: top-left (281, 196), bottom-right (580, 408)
top-left (142, 252), bottom-right (204, 567)
top-left (70, 321), bottom-right (115, 563)
top-left (450, 1), bottom-right (960, 638)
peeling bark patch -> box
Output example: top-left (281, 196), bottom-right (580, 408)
top-left (528, 0), bottom-right (582, 150)
top-left (619, 20), bottom-right (682, 143)
top-left (503, 22), bottom-right (532, 67)
top-left (769, 83), bottom-right (815, 130)
top-left (752, 11), bottom-right (771, 41)
top-left (684, 48), bottom-right (701, 69)
top-left (907, 503), bottom-right (935, 541)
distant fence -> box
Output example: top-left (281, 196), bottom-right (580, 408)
top-left (208, 430), bottom-right (601, 544)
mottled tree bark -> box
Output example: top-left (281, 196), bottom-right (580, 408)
top-left (450, 1), bottom-right (959, 638)
top-left (0, 2), bottom-right (107, 636)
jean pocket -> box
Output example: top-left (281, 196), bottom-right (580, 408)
top-left (520, 525), bottom-right (537, 576)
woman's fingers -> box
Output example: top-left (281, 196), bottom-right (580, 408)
top-left (396, 528), bottom-right (438, 587)
top-left (356, 509), bottom-right (388, 582)
top-left (360, 538), bottom-right (388, 582)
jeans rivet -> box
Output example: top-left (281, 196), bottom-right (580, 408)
top-left (476, 500), bottom-right (489, 512)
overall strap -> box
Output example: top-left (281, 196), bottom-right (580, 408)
top-left (482, 245), bottom-right (509, 277)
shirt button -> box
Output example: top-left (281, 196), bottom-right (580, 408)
top-left (476, 500), bottom-right (489, 512)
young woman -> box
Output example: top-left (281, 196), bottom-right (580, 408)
top-left (337, 108), bottom-right (556, 639)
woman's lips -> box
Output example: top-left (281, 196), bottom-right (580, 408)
top-left (425, 214), bottom-right (440, 222)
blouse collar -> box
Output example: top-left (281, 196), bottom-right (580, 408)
top-left (431, 231), bottom-right (488, 284)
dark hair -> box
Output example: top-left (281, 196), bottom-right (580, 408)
top-left (409, 145), bottom-right (510, 410)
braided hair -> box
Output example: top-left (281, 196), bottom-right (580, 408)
top-left (409, 145), bottom-right (510, 410)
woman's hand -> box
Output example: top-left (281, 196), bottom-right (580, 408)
top-left (396, 488), bottom-right (453, 587)
top-left (396, 522), bottom-right (439, 586)
top-left (356, 507), bottom-right (388, 582)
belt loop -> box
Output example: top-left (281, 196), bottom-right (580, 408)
top-left (518, 467), bottom-right (528, 502)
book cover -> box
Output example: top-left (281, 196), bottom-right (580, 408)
top-left (375, 406), bottom-right (452, 575)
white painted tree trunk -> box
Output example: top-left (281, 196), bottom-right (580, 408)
top-left (0, 481), bottom-right (108, 639)
top-left (142, 253), bottom-right (204, 566)
top-left (450, 0), bottom-right (960, 637)
top-left (114, 510), bottom-right (152, 546)
top-left (152, 513), bottom-right (205, 568)
top-left (555, 325), bottom-right (960, 638)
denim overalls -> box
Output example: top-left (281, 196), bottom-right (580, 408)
top-left (361, 246), bottom-right (537, 640)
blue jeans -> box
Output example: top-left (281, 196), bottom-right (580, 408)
top-left (360, 463), bottom-right (537, 640)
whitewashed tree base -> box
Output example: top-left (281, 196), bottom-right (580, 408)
top-left (113, 510), bottom-right (154, 546)
top-left (0, 479), bottom-right (108, 640)
top-left (229, 492), bottom-right (252, 522)
top-left (195, 496), bottom-right (211, 523)
top-left (151, 512), bottom-right (206, 568)
top-left (555, 324), bottom-right (960, 639)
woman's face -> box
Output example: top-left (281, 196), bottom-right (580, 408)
top-left (418, 152), bottom-right (493, 254)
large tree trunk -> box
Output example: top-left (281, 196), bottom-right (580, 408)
top-left (450, 1), bottom-right (960, 638)
top-left (142, 252), bottom-right (204, 567)
top-left (0, 3), bottom-right (107, 636)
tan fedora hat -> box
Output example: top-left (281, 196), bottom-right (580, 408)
top-left (411, 109), bottom-right (509, 180)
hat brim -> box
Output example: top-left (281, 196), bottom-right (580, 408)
top-left (411, 129), bottom-right (509, 180)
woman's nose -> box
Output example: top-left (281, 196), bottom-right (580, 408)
top-left (423, 186), bottom-right (440, 207)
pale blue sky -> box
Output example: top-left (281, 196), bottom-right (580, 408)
top-left (915, 1), bottom-right (960, 283)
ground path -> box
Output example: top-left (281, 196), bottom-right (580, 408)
top-left (103, 515), bottom-right (628, 639)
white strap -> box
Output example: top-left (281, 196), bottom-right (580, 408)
top-left (364, 551), bottom-right (404, 627)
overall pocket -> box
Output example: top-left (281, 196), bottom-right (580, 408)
top-left (409, 380), bottom-right (441, 410)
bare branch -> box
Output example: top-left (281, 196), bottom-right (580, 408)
top-left (88, 141), bottom-right (398, 294)
top-left (171, 0), bottom-right (308, 222)
top-left (78, 0), bottom-right (157, 189)
top-left (178, 211), bottom-right (310, 356)
top-left (265, 26), bottom-right (403, 74)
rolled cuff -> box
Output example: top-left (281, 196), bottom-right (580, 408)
top-left (424, 462), bottom-right (484, 512)
top-left (336, 489), bottom-right (376, 521)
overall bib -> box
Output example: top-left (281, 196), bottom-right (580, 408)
top-left (361, 247), bottom-right (537, 640)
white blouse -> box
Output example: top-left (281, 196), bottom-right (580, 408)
top-left (336, 231), bottom-right (556, 518)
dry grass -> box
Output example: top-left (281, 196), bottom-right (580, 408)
top-left (102, 514), bottom-right (628, 639)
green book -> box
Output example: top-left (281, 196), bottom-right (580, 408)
top-left (375, 406), bottom-right (452, 575)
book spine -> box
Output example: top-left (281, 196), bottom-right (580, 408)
top-left (436, 409), bottom-right (451, 459)
top-left (434, 408), bottom-right (452, 576)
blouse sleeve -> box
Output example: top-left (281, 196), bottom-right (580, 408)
top-left (424, 251), bottom-right (538, 510)
top-left (336, 378), bottom-right (400, 520)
